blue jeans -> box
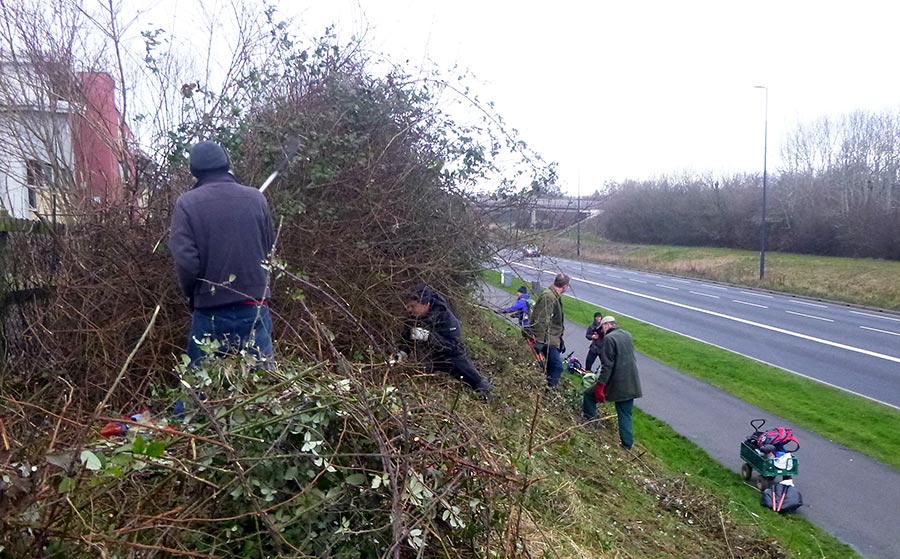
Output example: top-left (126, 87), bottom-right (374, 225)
top-left (187, 303), bottom-right (274, 367)
top-left (542, 345), bottom-right (563, 387)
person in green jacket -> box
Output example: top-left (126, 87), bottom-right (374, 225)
top-left (583, 316), bottom-right (643, 449)
top-left (528, 273), bottom-right (569, 387)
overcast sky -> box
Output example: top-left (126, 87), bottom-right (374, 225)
top-left (143, 1), bottom-right (900, 194)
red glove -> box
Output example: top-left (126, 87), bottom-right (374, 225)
top-left (594, 383), bottom-right (606, 403)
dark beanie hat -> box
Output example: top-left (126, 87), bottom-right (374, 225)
top-left (517, 285), bottom-right (528, 294)
top-left (189, 141), bottom-right (230, 176)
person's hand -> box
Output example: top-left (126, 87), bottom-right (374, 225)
top-left (591, 333), bottom-right (599, 340)
top-left (559, 341), bottom-right (566, 354)
top-left (532, 342), bottom-right (547, 355)
top-left (594, 383), bottom-right (606, 403)
top-left (410, 327), bottom-right (430, 341)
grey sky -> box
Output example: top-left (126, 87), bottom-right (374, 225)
top-left (144, 1), bottom-right (900, 194)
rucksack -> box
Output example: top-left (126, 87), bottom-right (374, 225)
top-left (754, 427), bottom-right (800, 453)
top-left (761, 481), bottom-right (803, 513)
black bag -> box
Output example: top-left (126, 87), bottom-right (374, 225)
top-left (761, 481), bottom-right (803, 513)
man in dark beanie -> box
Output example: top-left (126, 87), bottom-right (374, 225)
top-left (399, 285), bottom-right (493, 397)
top-left (168, 140), bottom-right (276, 366)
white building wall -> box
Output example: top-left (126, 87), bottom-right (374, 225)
top-left (0, 58), bottom-right (74, 220)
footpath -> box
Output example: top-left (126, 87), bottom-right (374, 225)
top-left (480, 284), bottom-right (900, 559)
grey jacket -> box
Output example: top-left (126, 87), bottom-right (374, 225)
top-left (168, 172), bottom-right (275, 308)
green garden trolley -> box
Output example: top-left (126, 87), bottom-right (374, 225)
top-left (739, 419), bottom-right (799, 491)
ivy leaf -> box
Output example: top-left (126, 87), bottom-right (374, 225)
top-left (132, 435), bottom-right (146, 455)
top-left (146, 441), bottom-right (166, 458)
top-left (345, 473), bottom-right (365, 486)
top-left (57, 476), bottom-right (75, 493)
top-left (80, 450), bottom-right (102, 471)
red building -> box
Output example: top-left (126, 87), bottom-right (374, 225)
top-left (72, 71), bottom-right (134, 206)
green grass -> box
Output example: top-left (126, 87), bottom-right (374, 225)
top-left (484, 269), bottom-right (900, 470)
top-left (465, 307), bottom-right (858, 558)
top-left (548, 237), bottom-right (900, 310)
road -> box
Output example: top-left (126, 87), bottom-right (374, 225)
top-left (501, 255), bottom-right (900, 409)
top-left (481, 284), bottom-right (900, 559)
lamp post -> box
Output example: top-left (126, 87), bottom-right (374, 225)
top-left (754, 85), bottom-right (769, 280)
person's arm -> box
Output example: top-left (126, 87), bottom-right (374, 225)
top-left (585, 324), bottom-right (595, 340)
top-left (499, 300), bottom-right (517, 314)
top-left (168, 201), bottom-right (200, 300)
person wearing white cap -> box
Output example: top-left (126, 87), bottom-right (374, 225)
top-left (582, 315), bottom-right (643, 450)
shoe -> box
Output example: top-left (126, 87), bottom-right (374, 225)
top-left (476, 389), bottom-right (498, 402)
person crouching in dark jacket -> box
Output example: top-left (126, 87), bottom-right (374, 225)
top-left (400, 286), bottom-right (492, 395)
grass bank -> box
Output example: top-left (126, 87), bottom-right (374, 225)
top-left (547, 235), bottom-right (900, 311)
top-left (484, 269), bottom-right (900, 471)
top-left (464, 306), bottom-right (858, 558)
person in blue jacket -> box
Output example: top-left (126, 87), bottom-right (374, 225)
top-left (500, 285), bottom-right (532, 327)
top-left (168, 141), bottom-right (275, 367)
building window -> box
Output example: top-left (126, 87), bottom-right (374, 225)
top-left (25, 159), bottom-right (52, 210)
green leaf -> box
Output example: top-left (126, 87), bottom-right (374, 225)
top-left (57, 476), bottom-right (75, 493)
top-left (132, 435), bottom-right (146, 455)
top-left (345, 473), bottom-right (365, 486)
top-left (46, 452), bottom-right (74, 469)
top-left (146, 440), bottom-right (166, 458)
top-left (80, 450), bottom-right (102, 471)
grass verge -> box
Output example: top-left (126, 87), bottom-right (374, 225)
top-left (465, 307), bottom-right (858, 558)
top-left (547, 236), bottom-right (900, 311)
top-left (483, 269), bottom-right (900, 470)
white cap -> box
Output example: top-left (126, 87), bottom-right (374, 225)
top-left (600, 315), bottom-right (616, 326)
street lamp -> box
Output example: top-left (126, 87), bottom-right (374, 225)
top-left (754, 85), bottom-right (768, 280)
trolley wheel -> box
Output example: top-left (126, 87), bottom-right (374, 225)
top-left (740, 463), bottom-right (752, 481)
top-left (756, 476), bottom-right (773, 492)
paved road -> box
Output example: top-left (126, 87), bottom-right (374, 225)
top-left (500, 256), bottom-right (900, 409)
top-left (481, 284), bottom-right (900, 559)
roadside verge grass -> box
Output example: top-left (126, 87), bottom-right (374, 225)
top-left (469, 306), bottom-right (859, 558)
top-left (484, 269), bottom-right (900, 470)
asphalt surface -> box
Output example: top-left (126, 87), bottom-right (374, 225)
top-left (480, 284), bottom-right (900, 559)
top-left (501, 256), bottom-right (900, 409)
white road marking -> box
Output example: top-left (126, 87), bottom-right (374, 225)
top-left (656, 284), bottom-right (679, 290)
top-left (701, 284), bottom-right (728, 291)
top-left (514, 263), bottom-right (900, 367)
top-left (560, 291), bottom-right (900, 411)
top-left (690, 291), bottom-right (720, 299)
top-left (790, 300), bottom-right (829, 309)
top-left (608, 274), bottom-right (622, 279)
top-left (786, 310), bottom-right (834, 322)
top-left (670, 279), bottom-right (692, 284)
top-left (850, 310), bottom-right (900, 323)
top-left (631, 278), bottom-right (648, 284)
top-left (860, 326), bottom-right (900, 337)
top-left (734, 300), bottom-right (768, 309)
top-left (740, 290), bottom-right (774, 299)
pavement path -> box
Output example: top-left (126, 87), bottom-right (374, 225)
top-left (503, 258), bottom-right (900, 409)
top-left (480, 284), bottom-right (900, 559)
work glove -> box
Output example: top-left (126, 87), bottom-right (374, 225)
top-left (389, 350), bottom-right (408, 365)
top-left (559, 341), bottom-right (566, 354)
top-left (594, 383), bottom-right (606, 403)
top-left (409, 327), bottom-right (430, 341)
top-left (532, 342), bottom-right (547, 355)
